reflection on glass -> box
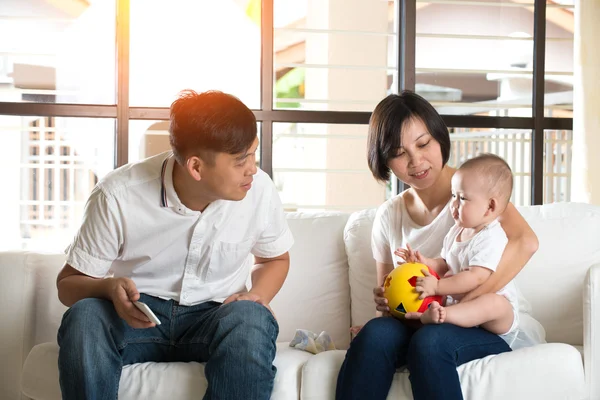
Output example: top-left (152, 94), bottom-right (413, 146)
top-left (0, 115), bottom-right (114, 251)
top-left (0, 1), bottom-right (116, 104)
top-left (130, 0), bottom-right (261, 108)
top-left (415, 2), bottom-right (574, 117)
top-left (543, 129), bottom-right (572, 203)
top-left (273, 0), bottom-right (397, 111)
top-left (273, 122), bottom-right (386, 212)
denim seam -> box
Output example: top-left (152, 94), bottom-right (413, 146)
top-left (452, 338), bottom-right (509, 360)
top-left (117, 337), bottom-right (170, 351)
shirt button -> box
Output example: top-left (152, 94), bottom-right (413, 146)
top-left (183, 293), bottom-right (188, 300)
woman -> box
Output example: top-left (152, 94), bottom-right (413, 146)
top-left (335, 91), bottom-right (539, 400)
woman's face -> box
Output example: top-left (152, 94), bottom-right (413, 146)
top-left (387, 117), bottom-right (444, 190)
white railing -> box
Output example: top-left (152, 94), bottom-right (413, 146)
top-left (449, 128), bottom-right (572, 205)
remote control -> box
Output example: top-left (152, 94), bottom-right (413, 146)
top-left (133, 301), bottom-right (161, 325)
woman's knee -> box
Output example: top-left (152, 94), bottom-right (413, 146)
top-left (407, 324), bottom-right (453, 363)
top-left (353, 317), bottom-right (410, 353)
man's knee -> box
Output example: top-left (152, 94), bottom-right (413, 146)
top-left (219, 301), bottom-right (278, 343)
top-left (59, 298), bottom-right (118, 343)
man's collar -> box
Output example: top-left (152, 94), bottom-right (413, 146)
top-left (160, 154), bottom-right (182, 210)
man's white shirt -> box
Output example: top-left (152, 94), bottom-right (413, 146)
top-left (66, 152), bottom-right (294, 306)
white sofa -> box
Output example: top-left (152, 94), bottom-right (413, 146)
top-left (1, 202), bottom-right (599, 400)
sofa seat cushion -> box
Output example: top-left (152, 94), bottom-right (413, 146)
top-left (300, 343), bottom-right (586, 400)
top-left (21, 342), bottom-right (313, 400)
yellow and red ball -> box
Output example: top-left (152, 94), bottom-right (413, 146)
top-left (383, 262), bottom-right (443, 319)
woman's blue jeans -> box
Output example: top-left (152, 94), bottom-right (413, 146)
top-left (336, 317), bottom-right (511, 400)
top-left (57, 294), bottom-right (279, 400)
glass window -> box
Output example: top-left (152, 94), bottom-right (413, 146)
top-left (0, 1), bottom-right (116, 104)
top-left (273, 0), bottom-right (397, 111)
top-left (416, 1), bottom-right (534, 117)
top-left (544, 129), bottom-right (572, 203)
top-left (544, 1), bottom-right (574, 118)
top-left (273, 122), bottom-right (386, 211)
top-left (129, 0), bottom-right (261, 108)
top-left (0, 115), bottom-right (115, 251)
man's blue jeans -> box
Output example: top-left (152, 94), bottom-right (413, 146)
top-left (57, 294), bottom-right (279, 400)
top-left (336, 317), bottom-right (511, 400)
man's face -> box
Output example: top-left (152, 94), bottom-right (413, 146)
top-left (201, 137), bottom-right (259, 201)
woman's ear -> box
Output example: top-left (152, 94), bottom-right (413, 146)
top-left (186, 156), bottom-right (203, 182)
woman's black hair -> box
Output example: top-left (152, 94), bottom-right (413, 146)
top-left (367, 91), bottom-right (450, 182)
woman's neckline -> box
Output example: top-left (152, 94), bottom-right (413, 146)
top-left (401, 191), bottom-right (452, 229)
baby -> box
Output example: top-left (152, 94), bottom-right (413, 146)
top-left (396, 153), bottom-right (520, 344)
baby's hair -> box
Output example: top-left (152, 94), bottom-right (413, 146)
top-left (459, 153), bottom-right (513, 211)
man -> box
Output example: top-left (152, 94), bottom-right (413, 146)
top-left (56, 90), bottom-right (293, 400)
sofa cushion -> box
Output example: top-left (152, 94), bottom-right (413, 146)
top-left (21, 342), bottom-right (313, 400)
top-left (515, 202), bottom-right (600, 345)
top-left (0, 251), bottom-right (66, 400)
top-left (300, 343), bottom-right (585, 400)
top-left (272, 212), bottom-right (352, 349)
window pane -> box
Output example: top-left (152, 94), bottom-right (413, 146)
top-left (0, 1), bottom-right (116, 104)
top-left (0, 115), bottom-right (115, 251)
top-left (544, 1), bottom-right (574, 118)
top-left (129, 120), bottom-right (262, 165)
top-left (130, 0), bottom-right (261, 108)
top-left (448, 128), bottom-right (532, 206)
top-left (273, 0), bottom-right (397, 111)
top-left (416, 2), bottom-right (534, 117)
top-left (543, 129), bottom-right (572, 203)
top-left (273, 123), bottom-right (386, 211)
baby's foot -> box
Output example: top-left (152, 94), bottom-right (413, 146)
top-left (420, 301), bottom-right (446, 324)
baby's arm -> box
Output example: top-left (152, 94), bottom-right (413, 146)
top-left (417, 265), bottom-right (492, 298)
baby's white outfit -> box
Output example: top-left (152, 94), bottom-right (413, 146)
top-left (442, 219), bottom-right (520, 346)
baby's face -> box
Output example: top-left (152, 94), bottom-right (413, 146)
top-left (450, 170), bottom-right (492, 229)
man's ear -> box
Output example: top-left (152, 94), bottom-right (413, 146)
top-left (186, 156), bottom-right (203, 182)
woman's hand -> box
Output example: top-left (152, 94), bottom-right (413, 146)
top-left (373, 284), bottom-right (390, 314)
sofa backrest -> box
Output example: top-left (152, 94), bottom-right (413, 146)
top-left (271, 211), bottom-right (352, 349)
top-left (0, 251), bottom-right (67, 400)
top-left (344, 202), bottom-right (600, 346)
top-left (515, 202), bottom-right (600, 344)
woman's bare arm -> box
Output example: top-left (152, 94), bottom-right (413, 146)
top-left (462, 202), bottom-right (539, 302)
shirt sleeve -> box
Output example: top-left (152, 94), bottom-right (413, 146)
top-left (65, 186), bottom-right (123, 278)
top-left (371, 201), bottom-right (394, 264)
top-left (251, 179), bottom-right (294, 258)
top-left (467, 224), bottom-right (508, 272)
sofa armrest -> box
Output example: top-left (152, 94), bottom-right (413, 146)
top-left (584, 263), bottom-right (600, 399)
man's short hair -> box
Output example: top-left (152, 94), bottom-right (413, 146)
top-left (367, 91), bottom-right (451, 182)
top-left (169, 90), bottom-right (257, 165)
top-left (459, 153), bottom-right (514, 210)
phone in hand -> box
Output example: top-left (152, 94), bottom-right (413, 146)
top-left (133, 301), bottom-right (161, 325)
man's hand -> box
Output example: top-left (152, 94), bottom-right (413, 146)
top-left (108, 277), bottom-right (155, 329)
top-left (223, 291), bottom-right (276, 319)
top-left (415, 269), bottom-right (439, 299)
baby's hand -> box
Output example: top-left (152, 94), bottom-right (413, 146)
top-left (395, 243), bottom-right (419, 264)
top-left (415, 270), bottom-right (439, 299)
